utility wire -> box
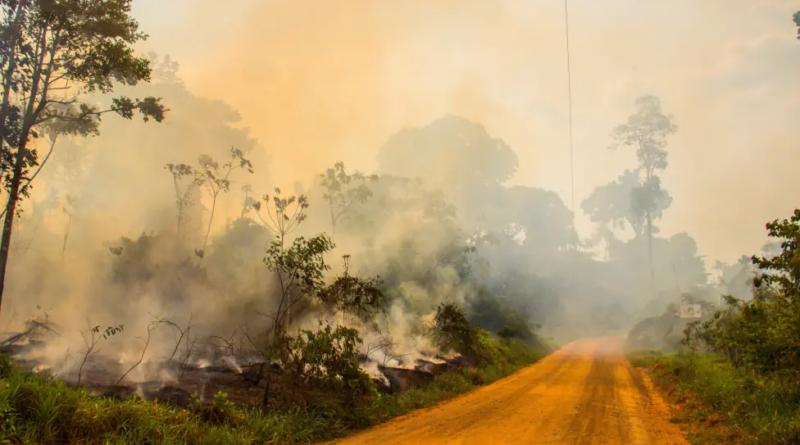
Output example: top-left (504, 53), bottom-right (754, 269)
top-left (564, 0), bottom-right (575, 217)
top-left (564, 0), bottom-right (577, 251)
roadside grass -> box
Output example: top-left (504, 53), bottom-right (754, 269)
top-left (628, 350), bottom-right (800, 445)
top-left (0, 341), bottom-right (545, 445)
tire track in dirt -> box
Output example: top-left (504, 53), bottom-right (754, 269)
top-left (325, 337), bottom-right (689, 445)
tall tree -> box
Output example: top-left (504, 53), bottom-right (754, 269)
top-left (582, 169), bottom-right (646, 237)
top-left (0, 0), bottom-right (167, 316)
top-left (376, 115), bottom-right (518, 225)
top-left (319, 161), bottom-right (377, 235)
top-left (165, 162), bottom-right (204, 239)
top-left (196, 148), bottom-right (252, 257)
top-left (608, 95), bottom-right (677, 290)
top-left (504, 186), bottom-right (575, 253)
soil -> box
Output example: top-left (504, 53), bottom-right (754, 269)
top-left (324, 337), bottom-right (690, 445)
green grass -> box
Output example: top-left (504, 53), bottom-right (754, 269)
top-left (629, 350), bottom-right (800, 445)
top-left (0, 341), bottom-right (545, 444)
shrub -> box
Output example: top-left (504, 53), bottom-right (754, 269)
top-left (271, 323), bottom-right (378, 414)
top-left (0, 354), bottom-right (12, 379)
top-left (683, 209), bottom-right (800, 374)
top-left (427, 302), bottom-right (485, 364)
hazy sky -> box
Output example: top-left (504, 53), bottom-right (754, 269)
top-left (129, 0), bottom-right (800, 266)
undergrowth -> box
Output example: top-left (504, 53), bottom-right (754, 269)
top-left (625, 207), bottom-right (800, 445)
top-left (630, 351), bottom-right (800, 445)
top-left (0, 340), bottom-right (544, 445)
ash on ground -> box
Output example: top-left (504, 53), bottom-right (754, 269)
top-left (0, 331), bottom-right (464, 409)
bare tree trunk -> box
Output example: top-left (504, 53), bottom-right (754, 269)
top-left (646, 210), bottom-right (655, 294)
top-left (329, 199), bottom-right (337, 236)
top-left (201, 195), bottom-right (217, 255)
top-left (262, 356), bottom-right (273, 406)
top-left (0, 138), bottom-right (30, 314)
top-left (61, 211), bottom-right (72, 266)
top-left (0, 23), bottom-right (50, 318)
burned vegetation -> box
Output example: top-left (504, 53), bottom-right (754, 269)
top-left (0, 143), bottom-right (547, 443)
top-left (0, 5), bottom-right (555, 442)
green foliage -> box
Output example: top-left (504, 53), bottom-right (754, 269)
top-left (94, 324), bottom-right (124, 340)
top-left (609, 95), bottom-right (677, 176)
top-left (190, 392), bottom-right (243, 427)
top-left (641, 353), bottom-right (800, 445)
top-left (195, 148), bottom-right (254, 255)
top-left (1, 0), bottom-right (168, 171)
top-left (0, 0), bottom-right (170, 312)
top-left (264, 235), bottom-right (334, 304)
top-left (683, 209), bottom-right (800, 374)
top-left (255, 189), bottom-right (386, 410)
top-left (467, 290), bottom-right (540, 346)
top-left (319, 162), bottom-right (378, 232)
top-left (751, 208), bottom-right (800, 297)
top-left (252, 188), bottom-right (309, 239)
top-left (684, 291), bottom-right (800, 374)
top-left (497, 326), bottom-right (516, 341)
top-left (317, 256), bottom-right (386, 322)
top-left (427, 302), bottom-right (496, 365)
top-left (630, 176), bottom-right (672, 224)
top-left (608, 95), bottom-right (676, 232)
top-left (794, 11), bottom-right (800, 40)
top-left (589, 96), bottom-right (677, 239)
top-left (428, 303), bottom-right (477, 352)
top-left (0, 338), bottom-right (544, 444)
top-left (582, 169), bottom-right (643, 234)
top-left (271, 324), bottom-right (378, 415)
top-left (0, 354), bottom-right (11, 379)
top-left (584, 95), bottom-right (678, 292)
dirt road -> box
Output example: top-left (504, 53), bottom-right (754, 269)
top-left (329, 337), bottom-right (688, 445)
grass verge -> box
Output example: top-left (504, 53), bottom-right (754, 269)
top-left (629, 350), bottom-right (800, 445)
top-left (0, 341), bottom-right (545, 445)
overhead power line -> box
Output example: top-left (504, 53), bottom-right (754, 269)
top-left (563, 0), bottom-right (579, 252)
top-left (564, 0), bottom-right (575, 217)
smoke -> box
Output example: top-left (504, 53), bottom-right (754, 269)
top-left (0, 0), bottom-right (796, 381)
top-left (127, 0), bottom-right (800, 265)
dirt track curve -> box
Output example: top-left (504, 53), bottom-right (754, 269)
top-left (328, 337), bottom-right (689, 445)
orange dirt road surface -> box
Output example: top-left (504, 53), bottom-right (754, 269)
top-left (327, 337), bottom-right (689, 445)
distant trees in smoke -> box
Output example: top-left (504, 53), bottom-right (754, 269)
top-left (583, 95), bottom-right (678, 296)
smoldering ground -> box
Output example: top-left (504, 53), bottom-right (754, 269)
top-left (0, 0), bottom-right (797, 396)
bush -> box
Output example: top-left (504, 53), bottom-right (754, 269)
top-left (191, 392), bottom-right (243, 427)
top-left (0, 353), bottom-right (12, 379)
top-left (683, 209), bottom-right (800, 374)
top-left (634, 209), bottom-right (800, 444)
top-left (468, 290), bottom-right (540, 342)
top-left (428, 302), bottom-right (488, 365)
top-left (644, 353), bottom-right (800, 445)
top-left (271, 324), bottom-right (378, 414)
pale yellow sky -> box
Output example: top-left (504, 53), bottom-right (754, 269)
top-left (130, 0), bottom-right (800, 266)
